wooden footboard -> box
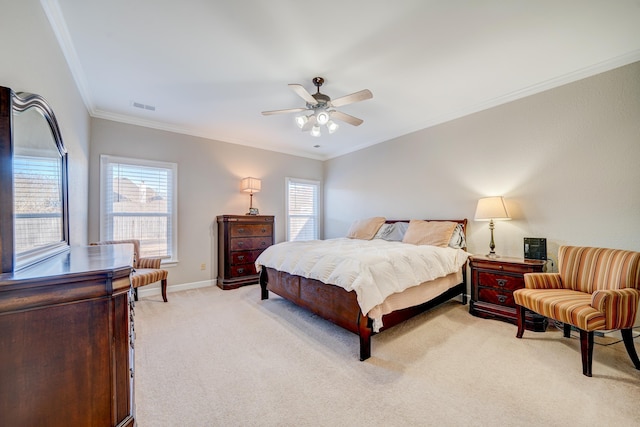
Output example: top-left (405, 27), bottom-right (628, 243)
top-left (260, 267), bottom-right (466, 360)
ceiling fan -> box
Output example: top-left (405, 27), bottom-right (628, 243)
top-left (261, 77), bottom-right (373, 136)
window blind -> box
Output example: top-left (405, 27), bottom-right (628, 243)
top-left (286, 178), bottom-right (319, 241)
top-left (101, 155), bottom-right (177, 260)
top-left (13, 155), bottom-right (63, 253)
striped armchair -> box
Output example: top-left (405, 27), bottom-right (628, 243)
top-left (91, 239), bottom-right (169, 302)
top-left (514, 246), bottom-right (640, 377)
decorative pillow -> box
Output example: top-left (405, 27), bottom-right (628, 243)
top-left (448, 223), bottom-right (466, 249)
top-left (374, 221), bottom-right (409, 241)
top-left (402, 220), bottom-right (458, 247)
top-left (373, 223), bottom-right (393, 239)
top-left (346, 217), bottom-right (386, 240)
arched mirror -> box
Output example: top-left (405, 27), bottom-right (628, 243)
top-left (0, 86), bottom-right (69, 273)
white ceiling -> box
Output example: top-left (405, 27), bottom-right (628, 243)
top-left (43, 0), bottom-right (640, 160)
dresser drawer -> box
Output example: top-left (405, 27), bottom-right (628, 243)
top-left (230, 237), bottom-right (271, 251)
top-left (230, 263), bottom-right (257, 277)
top-left (230, 223), bottom-right (273, 238)
top-left (477, 271), bottom-right (524, 291)
top-left (478, 287), bottom-right (515, 307)
top-left (230, 250), bottom-right (262, 265)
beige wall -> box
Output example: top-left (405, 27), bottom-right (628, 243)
top-left (0, 0), bottom-right (90, 246)
top-left (89, 119), bottom-right (323, 287)
top-left (324, 61), bottom-right (640, 266)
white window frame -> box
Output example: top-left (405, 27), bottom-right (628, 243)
top-left (285, 177), bottom-right (320, 241)
top-left (100, 155), bottom-right (178, 265)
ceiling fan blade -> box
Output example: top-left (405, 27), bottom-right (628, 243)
top-left (330, 110), bottom-right (364, 126)
top-left (261, 107), bottom-right (308, 116)
top-left (301, 115), bottom-right (317, 131)
top-left (330, 89), bottom-right (372, 108)
top-left (289, 84), bottom-right (318, 105)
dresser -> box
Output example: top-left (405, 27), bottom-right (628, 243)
top-left (0, 245), bottom-right (135, 426)
top-left (217, 215), bottom-right (274, 289)
top-left (469, 255), bottom-right (547, 332)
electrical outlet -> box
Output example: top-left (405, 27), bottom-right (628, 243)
top-left (200, 263), bottom-right (206, 270)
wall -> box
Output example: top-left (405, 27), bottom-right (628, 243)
top-left (89, 119), bottom-right (323, 288)
top-left (324, 61), bottom-right (640, 266)
top-left (0, 0), bottom-right (90, 246)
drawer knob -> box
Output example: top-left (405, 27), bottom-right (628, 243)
top-left (238, 255), bottom-right (245, 261)
top-left (497, 279), bottom-right (508, 287)
top-left (237, 268), bottom-right (245, 274)
top-left (497, 295), bottom-right (507, 303)
top-left (238, 241), bottom-right (244, 247)
top-left (238, 228), bottom-right (245, 234)
top-left (261, 228), bottom-right (266, 233)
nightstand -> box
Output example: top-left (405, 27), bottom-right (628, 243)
top-left (469, 255), bottom-right (547, 331)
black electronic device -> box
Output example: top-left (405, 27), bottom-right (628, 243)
top-left (524, 237), bottom-right (547, 260)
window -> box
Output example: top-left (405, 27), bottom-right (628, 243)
top-left (14, 155), bottom-right (64, 254)
top-left (286, 177), bottom-right (320, 241)
top-left (100, 155), bottom-right (177, 263)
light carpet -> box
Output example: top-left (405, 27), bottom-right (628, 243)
top-left (134, 285), bottom-right (640, 426)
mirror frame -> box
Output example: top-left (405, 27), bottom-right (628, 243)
top-left (0, 86), bottom-right (69, 273)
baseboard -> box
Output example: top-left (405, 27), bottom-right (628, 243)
top-left (137, 279), bottom-right (215, 299)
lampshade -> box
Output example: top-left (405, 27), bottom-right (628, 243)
top-left (474, 196), bottom-right (511, 221)
top-left (240, 177), bottom-right (261, 194)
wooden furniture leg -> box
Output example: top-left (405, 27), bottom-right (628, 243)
top-left (621, 328), bottom-right (640, 369)
top-left (161, 279), bottom-right (168, 302)
top-left (516, 305), bottom-right (526, 338)
top-left (563, 323), bottom-right (572, 338)
top-left (580, 329), bottom-right (594, 377)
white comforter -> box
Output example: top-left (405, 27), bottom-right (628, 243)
top-left (256, 238), bottom-right (469, 324)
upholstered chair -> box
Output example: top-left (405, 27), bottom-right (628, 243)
top-left (91, 239), bottom-right (169, 302)
top-left (513, 246), bottom-right (640, 377)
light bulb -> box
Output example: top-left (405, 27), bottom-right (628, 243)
top-left (295, 115), bottom-right (308, 129)
top-left (310, 125), bottom-right (321, 137)
top-left (316, 111), bottom-right (329, 125)
top-left (327, 120), bottom-right (338, 134)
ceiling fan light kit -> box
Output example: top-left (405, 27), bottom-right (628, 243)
top-left (262, 77), bottom-right (372, 137)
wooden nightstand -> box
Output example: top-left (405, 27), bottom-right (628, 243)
top-left (217, 215), bottom-right (274, 290)
top-left (469, 255), bottom-right (547, 331)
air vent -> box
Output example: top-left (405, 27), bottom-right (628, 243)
top-left (131, 101), bottom-right (156, 111)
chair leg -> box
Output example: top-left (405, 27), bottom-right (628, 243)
top-left (516, 305), bottom-right (526, 338)
top-left (621, 328), bottom-right (640, 370)
top-left (579, 329), bottom-right (594, 377)
top-left (134, 287), bottom-right (139, 301)
top-left (161, 279), bottom-right (168, 302)
top-left (563, 323), bottom-right (572, 338)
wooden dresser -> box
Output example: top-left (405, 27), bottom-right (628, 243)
top-left (217, 215), bottom-right (274, 289)
top-left (0, 244), bottom-right (135, 427)
top-left (469, 255), bottom-right (547, 332)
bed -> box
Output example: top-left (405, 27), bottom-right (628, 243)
top-left (256, 218), bottom-right (469, 360)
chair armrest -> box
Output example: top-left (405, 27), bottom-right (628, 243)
top-left (524, 273), bottom-right (563, 289)
top-left (138, 257), bottom-right (162, 269)
top-left (591, 288), bottom-right (640, 329)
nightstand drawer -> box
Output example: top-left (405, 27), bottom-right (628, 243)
top-left (477, 271), bottom-right (524, 291)
top-left (472, 259), bottom-right (535, 274)
top-left (478, 287), bottom-right (515, 307)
